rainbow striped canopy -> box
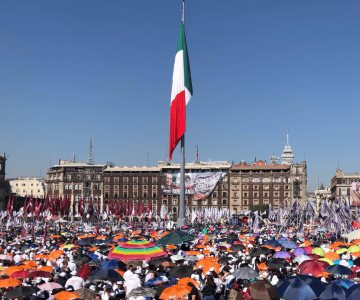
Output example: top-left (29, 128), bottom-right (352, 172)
top-left (108, 240), bottom-right (167, 261)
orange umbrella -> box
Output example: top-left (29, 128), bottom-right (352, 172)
top-left (0, 278), bottom-right (21, 288)
top-left (324, 251), bottom-right (340, 261)
top-left (22, 261), bottom-right (37, 267)
top-left (95, 235), bottom-right (107, 240)
top-left (21, 264), bottom-right (36, 270)
top-left (186, 251), bottom-right (200, 256)
top-left (351, 251), bottom-right (360, 258)
top-left (195, 258), bottom-right (220, 274)
top-left (48, 249), bottom-right (64, 260)
top-left (160, 284), bottom-right (192, 300)
top-left (178, 277), bottom-right (200, 287)
top-left (258, 262), bottom-right (267, 271)
top-left (38, 266), bottom-right (53, 273)
top-left (54, 291), bottom-right (80, 300)
top-left (166, 245), bottom-right (177, 250)
top-left (3, 266), bottom-right (24, 276)
top-left (88, 246), bottom-right (97, 252)
top-left (196, 244), bottom-right (205, 249)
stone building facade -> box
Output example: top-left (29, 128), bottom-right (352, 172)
top-left (9, 177), bottom-right (45, 199)
top-left (103, 161), bottom-right (231, 216)
top-left (45, 160), bottom-right (106, 210)
top-left (229, 160), bottom-right (307, 212)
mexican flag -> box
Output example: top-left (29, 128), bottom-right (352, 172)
top-left (169, 22), bottom-right (193, 160)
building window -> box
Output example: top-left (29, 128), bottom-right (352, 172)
top-left (243, 199), bottom-right (248, 205)
top-left (243, 192), bottom-right (248, 197)
top-left (114, 177), bottom-right (119, 184)
top-left (143, 177), bottom-right (148, 184)
top-left (66, 174), bottom-right (71, 180)
top-left (96, 175), bottom-right (101, 181)
top-left (104, 177), bottom-right (110, 183)
top-left (242, 178), bottom-right (249, 183)
top-left (114, 192), bottom-right (118, 199)
top-left (253, 192), bottom-right (259, 198)
top-left (124, 185), bottom-right (128, 191)
top-left (143, 192), bottom-right (147, 199)
top-left (264, 199), bottom-right (269, 205)
top-left (133, 192), bottom-right (138, 198)
top-left (104, 185), bottom-right (109, 191)
top-left (143, 185), bottom-right (148, 191)
top-left (285, 185), bottom-right (289, 190)
top-left (263, 184), bottom-right (269, 190)
top-left (123, 177), bottom-right (129, 184)
top-left (253, 199), bottom-right (259, 205)
top-left (212, 199), bottom-right (218, 205)
top-left (253, 185), bottom-right (259, 190)
top-left (222, 191), bottom-right (227, 197)
top-left (243, 185), bottom-right (249, 190)
top-left (274, 191), bottom-right (279, 197)
top-left (222, 199), bottom-right (227, 205)
top-left (232, 178), bottom-right (238, 184)
top-left (162, 199), bottom-right (168, 205)
top-left (153, 192), bottom-right (157, 199)
top-left (172, 206), bottom-right (177, 213)
top-left (105, 192), bottom-right (109, 199)
top-left (212, 192), bottom-right (217, 198)
top-left (274, 185), bottom-right (280, 190)
top-left (152, 177), bottom-right (157, 184)
top-left (173, 199), bottom-right (178, 205)
top-left (133, 177), bottom-right (138, 184)
top-left (123, 192), bottom-right (128, 198)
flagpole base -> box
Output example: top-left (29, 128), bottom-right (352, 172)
top-left (177, 217), bottom-right (186, 228)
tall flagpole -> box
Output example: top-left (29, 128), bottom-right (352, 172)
top-left (178, 0), bottom-right (186, 228)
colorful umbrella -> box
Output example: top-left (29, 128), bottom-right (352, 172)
top-left (54, 291), bottom-right (80, 300)
top-left (0, 278), bottom-right (21, 288)
top-left (108, 240), bottom-right (167, 261)
top-left (159, 284), bottom-right (192, 300)
top-left (298, 260), bottom-right (329, 277)
top-left (312, 247), bottom-right (325, 257)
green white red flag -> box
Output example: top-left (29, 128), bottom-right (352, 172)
top-left (169, 21), bottom-right (193, 160)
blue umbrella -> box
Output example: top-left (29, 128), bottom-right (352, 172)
top-left (293, 248), bottom-right (306, 257)
top-left (87, 253), bottom-right (100, 262)
top-left (296, 274), bottom-right (327, 297)
top-left (98, 259), bottom-right (127, 270)
top-left (346, 284), bottom-right (360, 300)
top-left (280, 240), bottom-right (297, 249)
top-left (325, 264), bottom-right (353, 275)
top-left (332, 279), bottom-right (355, 289)
top-left (277, 277), bottom-right (317, 300)
top-left (88, 269), bottom-right (124, 282)
top-left (145, 276), bottom-right (177, 287)
top-left (319, 282), bottom-right (346, 300)
top-left (263, 239), bottom-right (281, 248)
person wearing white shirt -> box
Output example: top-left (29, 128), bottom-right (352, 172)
top-left (65, 271), bottom-right (85, 290)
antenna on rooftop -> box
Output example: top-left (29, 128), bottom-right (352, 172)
top-left (88, 138), bottom-right (94, 164)
top-left (73, 152), bottom-right (77, 163)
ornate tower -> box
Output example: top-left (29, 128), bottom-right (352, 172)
top-left (281, 131), bottom-right (294, 165)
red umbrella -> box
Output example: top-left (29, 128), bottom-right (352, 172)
top-left (298, 260), bottom-right (329, 277)
top-left (28, 270), bottom-right (53, 279)
top-left (10, 270), bottom-right (30, 279)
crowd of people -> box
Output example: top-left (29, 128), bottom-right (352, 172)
top-left (0, 219), bottom-right (359, 299)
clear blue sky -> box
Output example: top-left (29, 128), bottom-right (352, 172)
top-left (1, 0), bottom-right (360, 191)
